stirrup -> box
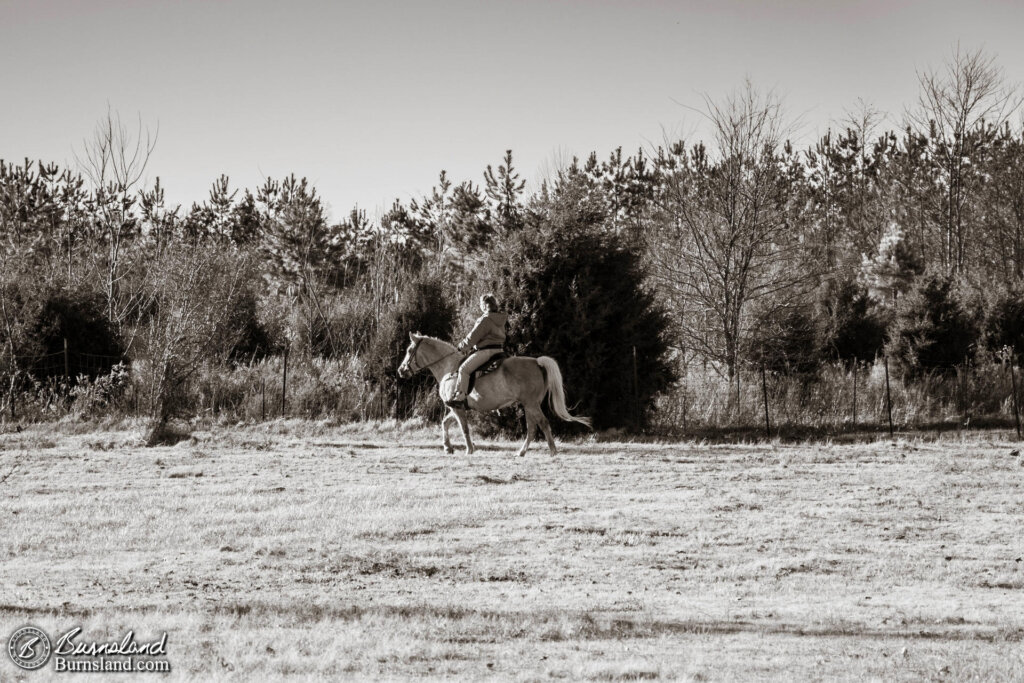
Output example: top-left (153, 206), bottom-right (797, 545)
top-left (445, 398), bottom-right (468, 409)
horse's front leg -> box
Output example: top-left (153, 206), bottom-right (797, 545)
top-left (452, 408), bottom-right (475, 455)
top-left (441, 410), bottom-right (456, 454)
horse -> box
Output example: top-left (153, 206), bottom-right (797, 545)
top-left (397, 333), bottom-right (591, 456)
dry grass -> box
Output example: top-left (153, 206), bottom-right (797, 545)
top-left (653, 362), bottom-right (1019, 437)
top-left (1, 422), bottom-right (1023, 680)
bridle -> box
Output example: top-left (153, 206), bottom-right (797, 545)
top-left (406, 341), bottom-right (461, 374)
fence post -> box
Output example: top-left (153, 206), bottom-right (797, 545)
top-left (261, 378), bottom-right (266, 421)
top-left (632, 346), bottom-right (640, 431)
top-left (281, 347), bottom-right (289, 416)
top-left (761, 361), bottom-right (770, 439)
top-left (735, 369), bottom-right (741, 419)
top-left (958, 360), bottom-right (965, 431)
top-left (1009, 358), bottom-right (1021, 439)
top-left (681, 384), bottom-right (688, 435)
top-left (884, 355), bottom-right (894, 439)
top-left (63, 338), bottom-right (69, 382)
top-left (852, 362), bottom-right (857, 429)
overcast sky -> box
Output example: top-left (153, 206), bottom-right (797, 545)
top-left (2, 0), bottom-right (1022, 220)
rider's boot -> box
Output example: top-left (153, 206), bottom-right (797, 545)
top-left (445, 391), bottom-right (468, 409)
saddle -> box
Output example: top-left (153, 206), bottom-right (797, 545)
top-left (467, 353), bottom-right (507, 391)
top-left (440, 353), bottom-right (508, 400)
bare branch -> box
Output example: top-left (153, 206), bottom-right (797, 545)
top-left (650, 81), bottom-right (808, 375)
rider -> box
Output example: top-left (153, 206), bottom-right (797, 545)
top-left (446, 293), bottom-right (508, 408)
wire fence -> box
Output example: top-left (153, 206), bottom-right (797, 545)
top-left (0, 344), bottom-right (390, 424)
top-left (8, 347), bottom-right (126, 377)
top-left (3, 344), bottom-right (1024, 440)
top-left (650, 359), bottom-right (1024, 440)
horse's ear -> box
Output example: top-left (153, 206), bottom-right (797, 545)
top-left (409, 332), bottom-right (421, 342)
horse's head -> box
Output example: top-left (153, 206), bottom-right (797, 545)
top-left (397, 333), bottom-right (423, 379)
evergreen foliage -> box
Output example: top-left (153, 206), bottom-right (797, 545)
top-left (887, 273), bottom-right (980, 375)
top-left (225, 289), bottom-right (276, 364)
top-left (860, 222), bottom-right (925, 305)
top-left (364, 274), bottom-right (457, 419)
top-left (28, 290), bottom-right (124, 381)
top-left (483, 150), bottom-right (526, 234)
top-left (485, 183), bottom-right (675, 430)
top-left (815, 278), bottom-right (888, 366)
top-left (985, 289), bottom-right (1024, 359)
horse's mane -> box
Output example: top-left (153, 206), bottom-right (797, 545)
top-left (413, 333), bottom-right (454, 348)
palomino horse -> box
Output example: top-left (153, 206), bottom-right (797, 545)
top-left (397, 333), bottom-right (591, 456)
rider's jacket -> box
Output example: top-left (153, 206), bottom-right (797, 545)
top-left (460, 312), bottom-right (508, 351)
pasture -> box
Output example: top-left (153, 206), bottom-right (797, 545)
top-left (1, 420), bottom-right (1023, 681)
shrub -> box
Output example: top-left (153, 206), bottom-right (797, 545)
top-left (25, 290), bottom-right (125, 382)
top-left (226, 289), bottom-right (275, 364)
top-left (321, 290), bottom-right (378, 358)
top-left (743, 303), bottom-right (822, 375)
top-left (814, 278), bottom-right (888, 366)
top-left (365, 273), bottom-right (457, 419)
top-left (887, 273), bottom-right (980, 376)
top-left (274, 287), bottom-right (382, 360)
top-left (70, 362), bottom-right (132, 416)
top-left (484, 214), bottom-right (675, 431)
top-left (136, 244), bottom-right (257, 422)
top-left (0, 276), bottom-right (44, 404)
top-left (985, 289), bottom-right (1024, 359)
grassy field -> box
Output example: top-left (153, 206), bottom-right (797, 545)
top-left (1, 420), bottom-right (1023, 681)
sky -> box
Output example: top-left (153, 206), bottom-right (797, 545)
top-left (1, 0), bottom-right (1023, 221)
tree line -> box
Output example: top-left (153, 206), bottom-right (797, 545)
top-left (2, 47), bottom-right (1024, 435)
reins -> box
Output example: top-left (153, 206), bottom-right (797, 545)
top-left (412, 346), bottom-right (462, 374)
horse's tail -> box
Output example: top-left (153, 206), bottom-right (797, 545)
top-left (536, 357), bottom-right (592, 428)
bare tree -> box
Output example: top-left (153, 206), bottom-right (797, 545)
top-left (651, 81), bottom-right (811, 379)
top-left (75, 108), bottom-right (159, 331)
top-left (840, 99), bottom-right (892, 256)
top-left (141, 244), bottom-right (249, 434)
top-left (0, 199), bottom-right (36, 420)
top-left (908, 45), bottom-right (1022, 274)
top-left (0, 272), bottom-right (21, 421)
top-left (842, 98), bottom-right (886, 145)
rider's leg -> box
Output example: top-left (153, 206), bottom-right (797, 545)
top-left (451, 349), bottom-right (500, 402)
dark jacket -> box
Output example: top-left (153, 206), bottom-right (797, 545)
top-left (460, 312), bottom-right (508, 350)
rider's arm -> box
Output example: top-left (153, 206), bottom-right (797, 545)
top-left (459, 316), bottom-right (489, 351)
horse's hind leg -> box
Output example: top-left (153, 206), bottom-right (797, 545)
top-left (442, 410), bottom-right (456, 454)
top-left (537, 409), bottom-right (557, 455)
top-left (453, 408), bottom-right (475, 455)
top-left (517, 406), bottom-right (539, 457)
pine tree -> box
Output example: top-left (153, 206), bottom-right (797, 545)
top-left (484, 149), bottom-right (526, 234)
top-left (485, 172), bottom-right (674, 431)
